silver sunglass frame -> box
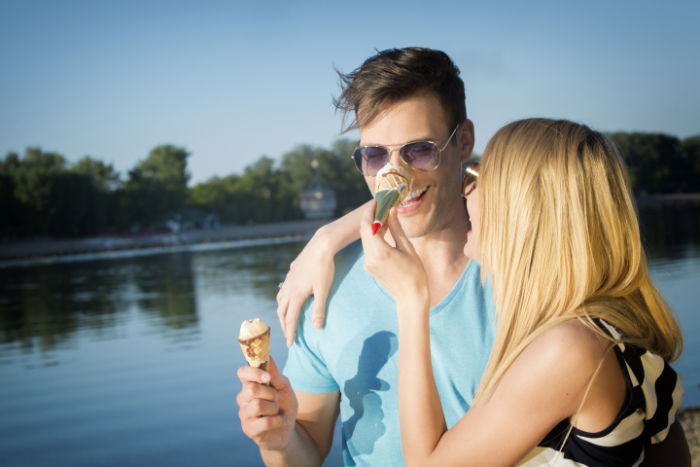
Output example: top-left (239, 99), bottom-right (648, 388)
top-left (351, 124), bottom-right (459, 176)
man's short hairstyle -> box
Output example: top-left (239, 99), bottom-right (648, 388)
top-left (334, 47), bottom-right (467, 133)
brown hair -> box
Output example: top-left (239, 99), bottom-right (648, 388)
top-left (334, 47), bottom-right (467, 132)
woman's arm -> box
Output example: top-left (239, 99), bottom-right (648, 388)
top-left (396, 313), bottom-right (619, 466)
top-left (277, 201), bottom-right (370, 346)
top-left (395, 299), bottom-right (446, 458)
top-left (360, 207), bottom-right (621, 466)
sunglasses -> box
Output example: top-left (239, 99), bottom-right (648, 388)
top-left (351, 125), bottom-right (459, 176)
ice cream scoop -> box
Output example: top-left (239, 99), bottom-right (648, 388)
top-left (372, 164), bottom-right (412, 234)
top-left (238, 318), bottom-right (271, 377)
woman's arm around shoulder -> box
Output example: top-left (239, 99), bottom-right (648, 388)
top-left (277, 201), bottom-right (370, 346)
top-left (402, 320), bottom-right (626, 467)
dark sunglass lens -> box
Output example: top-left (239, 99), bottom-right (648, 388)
top-left (357, 146), bottom-right (389, 174)
top-left (351, 149), bottom-right (364, 171)
top-left (402, 141), bottom-right (438, 170)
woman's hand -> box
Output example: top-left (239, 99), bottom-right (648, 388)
top-left (359, 201), bottom-right (430, 309)
top-left (277, 228), bottom-right (336, 347)
top-left (276, 201), bottom-right (370, 346)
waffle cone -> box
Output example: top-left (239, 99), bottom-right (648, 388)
top-left (238, 328), bottom-right (270, 370)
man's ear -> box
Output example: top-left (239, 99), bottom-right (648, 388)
top-left (458, 119), bottom-right (475, 164)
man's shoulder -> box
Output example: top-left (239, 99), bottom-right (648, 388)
top-left (330, 240), bottom-right (371, 293)
top-left (335, 240), bottom-right (363, 269)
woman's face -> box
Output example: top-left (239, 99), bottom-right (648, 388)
top-left (463, 181), bottom-right (481, 262)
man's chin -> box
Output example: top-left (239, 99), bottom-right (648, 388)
top-left (397, 218), bottom-right (430, 239)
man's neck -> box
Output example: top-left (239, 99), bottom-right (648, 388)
top-left (412, 233), bottom-right (469, 308)
top-left (408, 210), bottom-right (470, 308)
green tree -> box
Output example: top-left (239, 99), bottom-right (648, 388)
top-left (2, 149), bottom-right (124, 235)
top-left (51, 172), bottom-right (104, 235)
top-left (236, 156), bottom-right (298, 223)
top-left (71, 156), bottom-right (121, 191)
top-left (682, 135), bottom-right (700, 192)
top-left (607, 132), bottom-right (687, 194)
top-left (0, 152), bottom-right (21, 234)
top-left (132, 145), bottom-right (190, 191)
top-left (9, 147), bottom-right (69, 234)
top-left (11, 147), bottom-right (66, 209)
top-left (122, 145), bottom-right (190, 228)
top-left (68, 157), bottom-right (122, 233)
top-left (189, 174), bottom-right (249, 223)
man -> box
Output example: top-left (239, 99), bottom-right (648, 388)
top-left (236, 47), bottom-right (495, 465)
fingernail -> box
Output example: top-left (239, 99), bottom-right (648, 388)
top-left (261, 372), bottom-right (271, 383)
top-left (313, 318), bottom-right (321, 329)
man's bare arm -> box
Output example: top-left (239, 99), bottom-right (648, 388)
top-left (261, 391), bottom-right (340, 466)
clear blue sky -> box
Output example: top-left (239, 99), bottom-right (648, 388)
top-left (1, 0), bottom-right (698, 183)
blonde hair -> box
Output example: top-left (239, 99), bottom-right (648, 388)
top-left (473, 118), bottom-right (683, 404)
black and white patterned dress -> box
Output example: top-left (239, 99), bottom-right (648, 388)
top-left (518, 320), bottom-right (683, 466)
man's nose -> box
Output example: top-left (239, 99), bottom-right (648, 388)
top-left (388, 148), bottom-right (407, 169)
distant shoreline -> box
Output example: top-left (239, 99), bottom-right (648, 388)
top-left (635, 193), bottom-right (700, 206)
top-left (1, 193), bottom-right (699, 267)
top-left (0, 219), bottom-right (328, 268)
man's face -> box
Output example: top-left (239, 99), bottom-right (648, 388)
top-left (358, 93), bottom-right (473, 238)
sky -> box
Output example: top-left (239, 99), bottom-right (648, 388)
top-left (1, 0), bottom-right (698, 184)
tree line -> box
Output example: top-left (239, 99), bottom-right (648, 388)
top-left (0, 140), bottom-right (368, 237)
top-left (1, 131), bottom-right (698, 238)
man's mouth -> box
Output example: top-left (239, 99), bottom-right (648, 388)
top-left (398, 186), bottom-right (429, 213)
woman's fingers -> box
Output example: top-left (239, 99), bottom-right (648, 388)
top-left (360, 200), bottom-right (376, 233)
top-left (284, 296), bottom-right (305, 346)
top-left (276, 293), bottom-right (289, 340)
top-left (311, 277), bottom-right (331, 329)
top-left (385, 208), bottom-right (414, 254)
top-left (360, 201), bottom-right (378, 249)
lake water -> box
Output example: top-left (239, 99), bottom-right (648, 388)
top-left (1, 205), bottom-right (698, 466)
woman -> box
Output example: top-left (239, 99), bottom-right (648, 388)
top-left (279, 118), bottom-right (689, 465)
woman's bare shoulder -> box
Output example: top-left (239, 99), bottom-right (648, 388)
top-left (523, 319), bottom-right (612, 372)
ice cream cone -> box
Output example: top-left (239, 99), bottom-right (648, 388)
top-left (373, 164), bottom-right (412, 234)
top-left (238, 318), bottom-right (271, 376)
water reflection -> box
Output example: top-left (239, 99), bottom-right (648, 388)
top-left (0, 252), bottom-right (205, 353)
top-left (131, 254), bottom-right (199, 334)
top-left (0, 242), bottom-right (305, 360)
top-left (192, 242), bottom-right (300, 300)
top-left (0, 262), bottom-right (124, 351)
